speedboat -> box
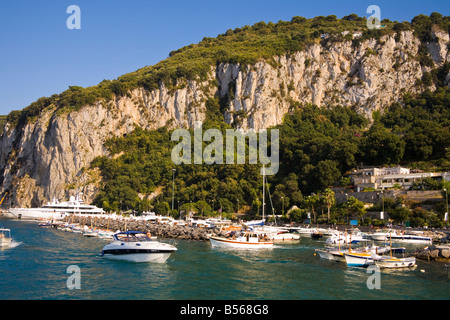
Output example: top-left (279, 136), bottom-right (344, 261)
top-left (100, 231), bottom-right (177, 263)
top-left (209, 231), bottom-right (274, 249)
top-left (369, 229), bottom-right (432, 244)
top-left (315, 247), bottom-right (347, 262)
top-left (0, 228), bottom-right (12, 248)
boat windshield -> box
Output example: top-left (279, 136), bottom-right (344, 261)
top-left (0, 229), bottom-right (11, 238)
top-left (114, 232), bottom-right (152, 242)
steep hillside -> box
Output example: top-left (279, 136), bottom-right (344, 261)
top-left (1, 13), bottom-right (449, 208)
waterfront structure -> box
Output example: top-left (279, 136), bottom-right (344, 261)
top-left (350, 166), bottom-right (449, 192)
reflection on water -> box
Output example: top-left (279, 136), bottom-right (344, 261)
top-left (0, 218), bottom-right (449, 300)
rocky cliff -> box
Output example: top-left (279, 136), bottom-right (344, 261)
top-left (1, 28), bottom-right (449, 207)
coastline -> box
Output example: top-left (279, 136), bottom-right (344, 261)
top-left (61, 215), bottom-right (228, 241)
top-left (57, 215), bottom-right (450, 261)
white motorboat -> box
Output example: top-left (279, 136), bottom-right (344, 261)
top-left (254, 226), bottom-right (300, 241)
top-left (209, 231), bottom-right (274, 249)
top-left (0, 228), bottom-right (12, 248)
top-left (315, 247), bottom-right (347, 262)
top-left (269, 230), bottom-right (300, 242)
top-left (326, 229), bottom-right (366, 245)
top-left (7, 193), bottom-right (104, 221)
top-left (97, 229), bottom-right (115, 239)
top-left (83, 228), bottom-right (99, 237)
top-left (100, 231), bottom-right (177, 263)
top-left (369, 229), bottom-right (432, 244)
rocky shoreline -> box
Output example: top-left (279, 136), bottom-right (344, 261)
top-left (413, 244), bottom-right (450, 261)
top-left (62, 215), bottom-right (228, 241)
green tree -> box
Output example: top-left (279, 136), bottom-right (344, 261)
top-left (154, 202), bottom-right (170, 216)
top-left (360, 123), bottom-right (405, 165)
top-left (303, 195), bottom-right (320, 223)
top-left (347, 197), bottom-right (367, 223)
top-left (388, 207), bottom-right (412, 224)
top-left (322, 188), bottom-right (335, 223)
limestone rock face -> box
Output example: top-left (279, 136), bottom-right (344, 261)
top-left (1, 29), bottom-right (449, 207)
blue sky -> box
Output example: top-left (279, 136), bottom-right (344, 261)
top-left (0, 0), bottom-right (448, 115)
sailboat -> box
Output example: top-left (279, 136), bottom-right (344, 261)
top-left (209, 166), bottom-right (275, 249)
top-left (254, 166), bottom-right (300, 242)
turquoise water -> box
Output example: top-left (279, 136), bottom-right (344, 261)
top-left (0, 218), bottom-right (449, 300)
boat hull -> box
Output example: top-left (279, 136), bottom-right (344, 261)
top-left (0, 237), bottom-right (12, 248)
top-left (270, 233), bottom-right (300, 241)
top-left (6, 209), bottom-right (67, 221)
top-left (101, 237), bottom-right (177, 263)
top-left (101, 251), bottom-right (173, 263)
top-left (315, 249), bottom-right (345, 262)
top-left (344, 253), bottom-right (375, 267)
top-left (209, 236), bottom-right (273, 249)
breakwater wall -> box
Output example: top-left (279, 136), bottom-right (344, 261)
top-left (62, 216), bottom-right (228, 241)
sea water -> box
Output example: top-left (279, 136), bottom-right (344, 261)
top-left (0, 218), bottom-right (449, 300)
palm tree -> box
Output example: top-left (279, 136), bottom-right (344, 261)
top-left (322, 188), bottom-right (335, 223)
top-left (304, 195), bottom-right (320, 223)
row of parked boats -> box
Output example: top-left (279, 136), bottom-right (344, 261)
top-left (211, 225), bottom-right (433, 269)
top-left (3, 213), bottom-right (433, 268)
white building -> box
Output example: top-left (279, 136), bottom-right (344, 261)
top-left (351, 167), bottom-right (448, 192)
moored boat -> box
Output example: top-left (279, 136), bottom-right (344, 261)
top-left (209, 231), bottom-right (274, 249)
top-left (373, 255), bottom-right (416, 269)
top-left (369, 229), bottom-right (432, 244)
top-left (344, 251), bottom-right (379, 267)
top-left (311, 229), bottom-right (323, 239)
top-left (315, 247), bottom-right (346, 262)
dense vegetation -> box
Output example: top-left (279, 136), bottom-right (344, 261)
top-left (90, 86), bottom-right (450, 227)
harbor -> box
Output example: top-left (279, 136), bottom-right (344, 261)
top-left (1, 215), bottom-right (449, 300)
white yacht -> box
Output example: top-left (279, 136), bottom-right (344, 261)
top-left (7, 193), bottom-right (104, 220)
top-left (100, 231), bottom-right (177, 263)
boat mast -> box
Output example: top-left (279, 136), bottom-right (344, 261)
top-left (262, 165), bottom-right (265, 221)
